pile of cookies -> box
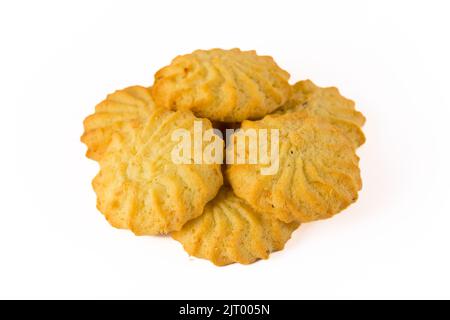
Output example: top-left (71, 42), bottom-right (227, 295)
top-left (81, 48), bottom-right (365, 266)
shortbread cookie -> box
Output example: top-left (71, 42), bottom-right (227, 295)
top-left (172, 187), bottom-right (299, 266)
top-left (81, 86), bottom-right (154, 161)
top-left (277, 80), bottom-right (365, 148)
top-left (152, 48), bottom-right (291, 122)
top-left (92, 107), bottom-right (223, 235)
top-left (227, 112), bottom-right (362, 223)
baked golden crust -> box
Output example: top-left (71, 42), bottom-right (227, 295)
top-left (80, 50), bottom-right (366, 266)
top-left (227, 112), bottom-right (362, 223)
top-left (89, 104), bottom-right (223, 235)
top-left (152, 48), bottom-right (291, 122)
top-left (277, 80), bottom-right (366, 148)
top-left (81, 86), bottom-right (154, 161)
top-left (172, 187), bottom-right (299, 266)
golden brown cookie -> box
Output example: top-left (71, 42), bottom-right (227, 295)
top-left (277, 80), bottom-right (366, 148)
top-left (91, 106), bottom-right (223, 235)
top-left (172, 187), bottom-right (299, 266)
top-left (81, 86), bottom-right (154, 161)
top-left (152, 48), bottom-right (291, 122)
top-left (227, 112), bottom-right (362, 223)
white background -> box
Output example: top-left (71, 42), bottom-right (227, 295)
top-left (1, 0), bottom-right (450, 299)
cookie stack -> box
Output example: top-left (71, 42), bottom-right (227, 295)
top-left (81, 48), bottom-right (365, 266)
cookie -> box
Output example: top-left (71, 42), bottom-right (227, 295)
top-left (91, 107), bottom-right (223, 235)
top-left (81, 86), bottom-right (154, 161)
top-left (277, 80), bottom-right (366, 148)
top-left (226, 112), bottom-right (362, 223)
top-left (152, 48), bottom-right (291, 122)
top-left (172, 187), bottom-right (299, 266)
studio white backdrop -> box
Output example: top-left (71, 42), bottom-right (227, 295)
top-left (1, 0), bottom-right (450, 299)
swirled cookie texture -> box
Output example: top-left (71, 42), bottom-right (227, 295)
top-left (88, 105), bottom-right (223, 235)
top-left (81, 86), bottom-right (154, 161)
top-left (277, 80), bottom-right (366, 148)
top-left (227, 112), bottom-right (362, 223)
top-left (152, 48), bottom-right (291, 122)
top-left (172, 187), bottom-right (299, 266)
top-left (81, 48), bottom-right (366, 266)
